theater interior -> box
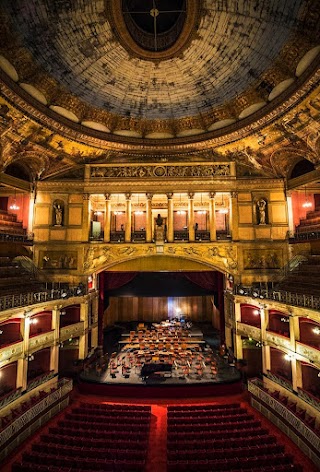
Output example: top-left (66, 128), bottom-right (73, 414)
top-left (0, 1), bottom-right (320, 471)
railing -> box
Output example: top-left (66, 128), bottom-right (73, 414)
top-left (248, 378), bottom-right (320, 466)
top-left (195, 231), bottom-right (210, 241)
top-left (174, 231), bottom-right (189, 241)
top-left (234, 285), bottom-right (320, 310)
top-left (26, 370), bottom-right (56, 393)
top-left (297, 387), bottom-right (320, 413)
top-left (110, 231), bottom-right (125, 242)
top-left (0, 387), bottom-right (22, 410)
top-left (0, 378), bottom-right (73, 460)
top-left (0, 285), bottom-right (87, 312)
top-left (0, 232), bottom-right (34, 243)
top-left (265, 370), bottom-right (294, 393)
top-left (131, 231), bottom-right (146, 242)
top-left (90, 231), bottom-right (104, 241)
top-left (291, 230), bottom-right (320, 241)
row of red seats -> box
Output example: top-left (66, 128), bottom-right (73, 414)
top-left (59, 419), bottom-right (149, 432)
top-left (32, 442), bottom-right (146, 461)
top-left (167, 419), bottom-right (260, 432)
top-left (73, 406), bottom-right (151, 417)
top-left (65, 412), bottom-right (150, 424)
top-left (167, 402), bottom-right (241, 411)
top-left (167, 443), bottom-right (285, 461)
top-left (167, 462), bottom-right (302, 472)
top-left (167, 407), bottom-right (246, 417)
top-left (13, 464), bottom-right (72, 472)
top-left (42, 433), bottom-right (147, 450)
top-left (167, 413), bottom-right (254, 424)
top-left (49, 426), bottom-right (148, 440)
top-left (79, 402), bottom-right (150, 412)
top-left (166, 453), bottom-right (294, 471)
top-left (167, 423), bottom-right (263, 439)
top-left (17, 454), bottom-right (145, 472)
top-left (167, 433), bottom-right (276, 450)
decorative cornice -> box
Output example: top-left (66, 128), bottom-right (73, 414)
top-left (1, 65), bottom-right (319, 153)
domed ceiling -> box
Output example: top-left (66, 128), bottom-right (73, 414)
top-left (0, 0), bottom-right (319, 141)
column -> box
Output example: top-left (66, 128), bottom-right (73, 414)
top-left (230, 192), bottom-right (239, 240)
top-left (125, 193), bottom-right (132, 243)
top-left (262, 345), bottom-right (271, 375)
top-left (22, 315), bottom-right (31, 391)
top-left (78, 302), bottom-right (89, 359)
top-left (286, 191), bottom-right (295, 237)
top-left (234, 333), bottom-right (243, 360)
top-left (188, 193), bottom-right (195, 241)
top-left (104, 193), bottom-right (111, 243)
top-left (28, 190), bottom-right (35, 237)
top-left (209, 192), bottom-right (216, 241)
top-left (50, 306), bottom-right (61, 374)
top-left (167, 193), bottom-right (174, 243)
top-left (82, 193), bottom-right (91, 241)
top-left (146, 193), bottom-right (153, 243)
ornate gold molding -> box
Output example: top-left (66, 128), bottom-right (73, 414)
top-left (106, 0), bottom-right (203, 62)
top-left (82, 242), bottom-right (239, 275)
top-left (90, 163), bottom-right (233, 179)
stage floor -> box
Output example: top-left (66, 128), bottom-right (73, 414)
top-left (80, 322), bottom-right (241, 392)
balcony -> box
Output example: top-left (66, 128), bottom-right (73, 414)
top-left (0, 340), bottom-right (23, 364)
top-left (236, 322), bottom-right (261, 340)
top-left (265, 331), bottom-right (292, 350)
top-left (60, 321), bottom-right (85, 343)
top-left (248, 378), bottom-right (320, 469)
top-left (296, 341), bottom-right (320, 365)
top-left (28, 330), bottom-right (55, 351)
top-left (0, 286), bottom-right (87, 312)
top-left (0, 378), bottom-right (72, 463)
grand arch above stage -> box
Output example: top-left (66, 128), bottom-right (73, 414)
top-left (83, 243), bottom-right (238, 276)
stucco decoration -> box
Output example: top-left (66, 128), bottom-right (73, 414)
top-left (82, 243), bottom-right (238, 274)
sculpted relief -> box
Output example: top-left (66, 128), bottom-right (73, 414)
top-left (82, 243), bottom-right (238, 274)
top-left (90, 163), bottom-right (232, 179)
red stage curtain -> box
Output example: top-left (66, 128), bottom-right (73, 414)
top-left (183, 271), bottom-right (216, 292)
top-left (103, 271), bottom-right (138, 290)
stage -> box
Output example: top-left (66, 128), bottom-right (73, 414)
top-left (78, 320), bottom-right (243, 398)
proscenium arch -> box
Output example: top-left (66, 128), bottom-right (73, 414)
top-left (92, 254), bottom-right (233, 276)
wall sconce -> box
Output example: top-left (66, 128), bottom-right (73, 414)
top-left (313, 327), bottom-right (320, 335)
top-left (0, 330), bottom-right (3, 335)
top-left (60, 310), bottom-right (66, 316)
top-left (284, 354), bottom-right (292, 361)
top-left (280, 317), bottom-right (290, 323)
top-left (26, 354), bottom-right (34, 361)
top-left (302, 186), bottom-right (312, 209)
top-left (253, 309), bottom-right (260, 316)
top-left (9, 190), bottom-right (20, 211)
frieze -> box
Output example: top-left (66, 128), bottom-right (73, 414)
top-left (90, 163), bottom-right (232, 179)
top-left (82, 243), bottom-right (238, 274)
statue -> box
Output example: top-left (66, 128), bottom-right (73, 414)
top-left (257, 199), bottom-right (267, 225)
top-left (156, 214), bottom-right (163, 227)
top-left (53, 203), bottom-right (63, 226)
